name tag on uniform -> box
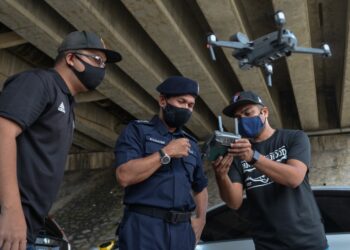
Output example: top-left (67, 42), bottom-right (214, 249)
top-left (146, 136), bottom-right (166, 145)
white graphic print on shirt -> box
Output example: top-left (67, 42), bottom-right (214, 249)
top-left (243, 145), bottom-right (287, 190)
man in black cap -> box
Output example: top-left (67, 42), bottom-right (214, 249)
top-left (0, 31), bottom-right (121, 250)
top-left (114, 76), bottom-right (208, 250)
top-left (212, 91), bottom-right (329, 250)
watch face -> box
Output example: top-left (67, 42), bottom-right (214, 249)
top-left (161, 155), bottom-right (171, 165)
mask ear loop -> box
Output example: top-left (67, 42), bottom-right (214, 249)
top-left (259, 107), bottom-right (267, 126)
top-left (159, 95), bottom-right (168, 108)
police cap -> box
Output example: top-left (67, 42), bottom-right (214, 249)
top-left (156, 76), bottom-right (199, 97)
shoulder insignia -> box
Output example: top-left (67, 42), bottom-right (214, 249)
top-left (133, 119), bottom-right (153, 126)
top-left (135, 119), bottom-right (150, 123)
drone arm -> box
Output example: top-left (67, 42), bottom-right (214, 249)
top-left (293, 44), bottom-right (332, 57)
top-left (207, 34), bottom-right (250, 49)
top-left (274, 11), bottom-right (286, 44)
top-left (207, 34), bottom-right (251, 61)
top-left (277, 28), bottom-right (283, 45)
top-left (209, 40), bottom-right (250, 49)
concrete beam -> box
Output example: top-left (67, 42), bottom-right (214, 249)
top-left (45, 0), bottom-right (217, 139)
top-left (0, 31), bottom-right (27, 49)
top-left (272, 0), bottom-right (319, 130)
top-left (72, 130), bottom-right (108, 151)
top-left (0, 75), bottom-right (7, 89)
top-left (340, 2), bottom-right (350, 127)
top-left (0, 50), bottom-right (31, 90)
top-left (75, 102), bottom-right (119, 148)
top-left (98, 65), bottom-right (158, 120)
top-left (0, 0), bottom-right (159, 129)
top-left (75, 90), bottom-right (107, 103)
top-left (0, 0), bottom-right (72, 58)
top-left (197, 0), bottom-right (282, 128)
top-left (122, 0), bottom-right (234, 130)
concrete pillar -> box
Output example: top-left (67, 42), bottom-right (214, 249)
top-left (309, 133), bottom-right (350, 185)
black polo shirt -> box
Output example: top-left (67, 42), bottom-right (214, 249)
top-left (0, 68), bottom-right (75, 243)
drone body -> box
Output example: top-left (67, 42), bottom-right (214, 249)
top-left (207, 11), bottom-right (331, 86)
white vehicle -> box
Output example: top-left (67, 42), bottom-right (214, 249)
top-left (35, 217), bottom-right (71, 250)
top-left (196, 186), bottom-right (350, 250)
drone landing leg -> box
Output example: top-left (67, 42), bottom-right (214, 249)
top-left (263, 63), bottom-right (273, 87)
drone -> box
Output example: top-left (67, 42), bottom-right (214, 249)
top-left (206, 11), bottom-right (332, 86)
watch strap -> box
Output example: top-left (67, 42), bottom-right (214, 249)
top-left (247, 150), bottom-right (260, 165)
top-left (159, 149), bottom-right (165, 157)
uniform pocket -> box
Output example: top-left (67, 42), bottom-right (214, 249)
top-left (144, 135), bottom-right (167, 156)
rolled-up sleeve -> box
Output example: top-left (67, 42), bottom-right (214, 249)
top-left (0, 72), bottom-right (48, 130)
top-left (192, 146), bottom-right (208, 193)
top-left (228, 159), bottom-right (244, 184)
top-left (114, 122), bottom-right (144, 168)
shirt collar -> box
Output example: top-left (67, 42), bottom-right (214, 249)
top-left (151, 115), bottom-right (169, 136)
top-left (151, 115), bottom-right (184, 137)
top-left (49, 68), bottom-right (72, 95)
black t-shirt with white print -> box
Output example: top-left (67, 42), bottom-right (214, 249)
top-left (229, 129), bottom-right (328, 250)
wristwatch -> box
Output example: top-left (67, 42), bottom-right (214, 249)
top-left (247, 150), bottom-right (261, 165)
top-left (159, 148), bottom-right (171, 165)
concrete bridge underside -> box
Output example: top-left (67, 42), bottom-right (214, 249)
top-left (0, 0), bottom-right (348, 169)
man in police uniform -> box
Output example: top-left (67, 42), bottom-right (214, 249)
top-left (0, 31), bottom-right (121, 250)
top-left (114, 76), bottom-right (208, 250)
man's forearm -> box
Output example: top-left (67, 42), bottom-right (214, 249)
top-left (254, 156), bottom-right (307, 188)
top-left (215, 174), bottom-right (243, 209)
top-left (193, 188), bottom-right (208, 220)
top-left (0, 120), bottom-right (22, 211)
top-left (116, 152), bottom-right (162, 187)
top-left (0, 117), bottom-right (27, 250)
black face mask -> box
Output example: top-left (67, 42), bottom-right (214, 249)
top-left (162, 103), bottom-right (192, 128)
top-left (70, 57), bottom-right (105, 90)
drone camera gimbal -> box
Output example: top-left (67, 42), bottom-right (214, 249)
top-left (207, 11), bottom-right (332, 87)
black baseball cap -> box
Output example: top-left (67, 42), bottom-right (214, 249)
top-left (223, 91), bottom-right (265, 117)
top-left (57, 31), bottom-right (122, 63)
top-left (156, 76), bottom-right (199, 97)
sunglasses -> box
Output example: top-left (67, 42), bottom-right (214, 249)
top-left (73, 51), bottom-right (106, 68)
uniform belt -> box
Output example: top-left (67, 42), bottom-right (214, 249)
top-left (126, 204), bottom-right (193, 224)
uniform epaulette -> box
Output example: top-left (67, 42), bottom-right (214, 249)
top-left (182, 130), bottom-right (197, 142)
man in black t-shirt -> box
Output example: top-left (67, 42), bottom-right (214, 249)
top-left (212, 91), bottom-right (329, 250)
top-left (0, 31), bottom-right (121, 250)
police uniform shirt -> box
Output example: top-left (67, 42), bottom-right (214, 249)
top-left (114, 115), bottom-right (208, 211)
top-left (0, 69), bottom-right (75, 243)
